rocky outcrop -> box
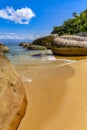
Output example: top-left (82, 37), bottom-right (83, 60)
top-left (78, 32), bottom-right (87, 37)
top-left (60, 35), bottom-right (87, 41)
top-left (27, 45), bottom-right (47, 50)
top-left (0, 53), bottom-right (27, 130)
top-left (32, 35), bottom-right (55, 49)
top-left (52, 35), bottom-right (87, 56)
top-left (0, 42), bottom-right (10, 52)
top-left (18, 35), bottom-right (58, 50)
top-left (19, 42), bottom-right (30, 48)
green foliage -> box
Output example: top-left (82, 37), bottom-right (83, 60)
top-left (51, 9), bottom-right (87, 35)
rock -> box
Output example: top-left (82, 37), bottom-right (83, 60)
top-left (0, 42), bottom-right (4, 46)
top-left (52, 36), bottom-right (87, 56)
top-left (44, 43), bottom-right (51, 49)
top-left (32, 35), bottom-right (54, 49)
top-left (60, 35), bottom-right (87, 41)
top-left (0, 53), bottom-right (27, 130)
top-left (78, 32), bottom-right (87, 37)
top-left (51, 34), bottom-right (59, 38)
top-left (32, 50), bottom-right (53, 57)
top-left (27, 45), bottom-right (47, 50)
top-left (0, 42), bottom-right (10, 52)
top-left (19, 42), bottom-right (30, 48)
top-left (0, 45), bottom-right (10, 52)
top-left (32, 53), bottom-right (43, 57)
top-left (44, 51), bottom-right (53, 56)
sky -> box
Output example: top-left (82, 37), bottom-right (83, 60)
top-left (0, 0), bottom-right (87, 40)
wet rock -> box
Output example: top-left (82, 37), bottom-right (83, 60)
top-left (19, 42), bottom-right (30, 48)
top-left (32, 53), bottom-right (43, 57)
top-left (0, 42), bottom-right (10, 52)
top-left (27, 45), bottom-right (47, 50)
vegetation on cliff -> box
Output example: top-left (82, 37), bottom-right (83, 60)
top-left (51, 9), bottom-right (87, 36)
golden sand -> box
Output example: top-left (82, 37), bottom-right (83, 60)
top-left (18, 59), bottom-right (87, 130)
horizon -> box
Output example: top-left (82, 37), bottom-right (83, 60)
top-left (0, 0), bottom-right (87, 40)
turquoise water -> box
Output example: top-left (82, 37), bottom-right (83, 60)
top-left (4, 41), bottom-right (74, 66)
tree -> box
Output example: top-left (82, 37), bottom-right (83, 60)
top-left (51, 9), bottom-right (87, 36)
top-left (72, 12), bottom-right (78, 18)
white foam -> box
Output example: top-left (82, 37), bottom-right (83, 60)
top-left (47, 56), bottom-right (56, 61)
top-left (25, 78), bottom-right (32, 83)
top-left (22, 76), bottom-right (32, 83)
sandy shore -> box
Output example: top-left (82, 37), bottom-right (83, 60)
top-left (17, 59), bottom-right (87, 130)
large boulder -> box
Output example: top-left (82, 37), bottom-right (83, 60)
top-left (0, 42), bottom-right (10, 52)
top-left (60, 35), bottom-right (87, 41)
top-left (52, 35), bottom-right (87, 56)
top-left (0, 52), bottom-right (27, 130)
top-left (78, 32), bottom-right (87, 37)
top-left (32, 35), bottom-right (55, 49)
top-left (27, 45), bottom-right (47, 50)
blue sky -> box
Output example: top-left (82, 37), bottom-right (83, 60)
top-left (0, 0), bottom-right (87, 40)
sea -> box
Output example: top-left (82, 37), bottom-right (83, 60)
top-left (2, 39), bottom-right (75, 67)
top-left (2, 39), bottom-right (78, 86)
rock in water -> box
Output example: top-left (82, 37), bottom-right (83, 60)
top-left (32, 35), bottom-right (54, 49)
top-left (0, 53), bottom-right (27, 130)
top-left (0, 42), bottom-right (10, 52)
top-left (18, 42), bottom-right (30, 48)
top-left (27, 45), bottom-right (47, 50)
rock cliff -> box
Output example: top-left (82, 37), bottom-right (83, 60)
top-left (0, 52), bottom-right (27, 130)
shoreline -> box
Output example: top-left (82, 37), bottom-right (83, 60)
top-left (18, 59), bottom-right (87, 130)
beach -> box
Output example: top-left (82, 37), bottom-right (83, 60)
top-left (1, 0), bottom-right (87, 129)
top-left (16, 58), bottom-right (87, 130)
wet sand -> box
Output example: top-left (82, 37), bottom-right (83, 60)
top-left (17, 59), bottom-right (87, 130)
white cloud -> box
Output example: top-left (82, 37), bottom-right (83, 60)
top-left (0, 33), bottom-right (40, 40)
top-left (0, 6), bottom-right (35, 24)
